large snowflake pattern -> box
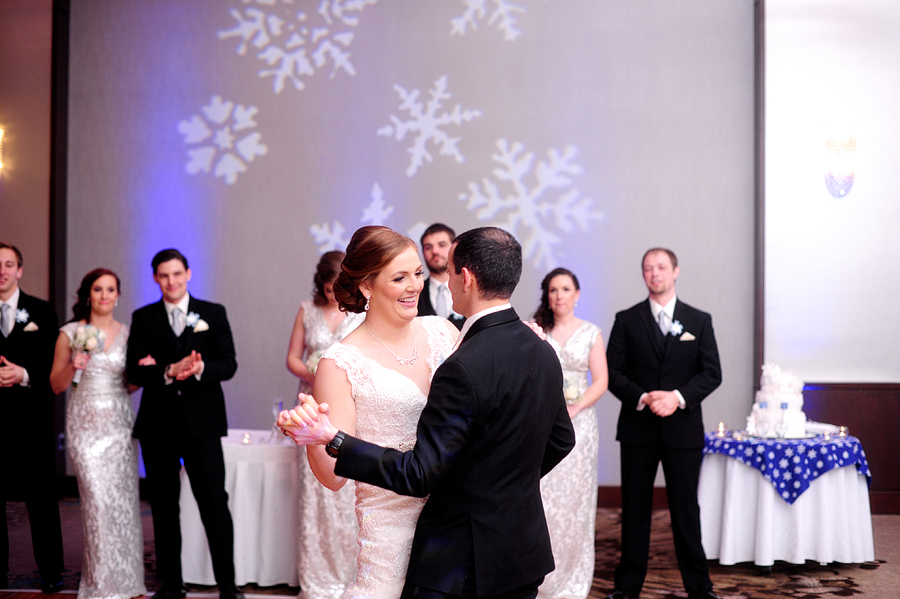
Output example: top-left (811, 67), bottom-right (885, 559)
top-left (217, 0), bottom-right (378, 94)
top-left (458, 138), bottom-right (602, 269)
top-left (377, 75), bottom-right (482, 178)
top-left (177, 95), bottom-right (268, 185)
top-left (310, 183), bottom-right (395, 252)
top-left (451, 0), bottom-right (527, 41)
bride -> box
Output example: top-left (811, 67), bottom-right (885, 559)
top-left (300, 225), bottom-right (458, 599)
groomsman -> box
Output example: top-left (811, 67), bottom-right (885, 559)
top-left (605, 248), bottom-right (721, 599)
top-left (416, 223), bottom-right (465, 330)
top-left (0, 242), bottom-right (65, 592)
top-left (126, 249), bottom-right (242, 599)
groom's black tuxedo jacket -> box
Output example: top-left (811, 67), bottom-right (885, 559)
top-left (126, 297), bottom-right (237, 440)
top-left (606, 298), bottom-right (721, 449)
top-left (336, 307), bottom-right (575, 597)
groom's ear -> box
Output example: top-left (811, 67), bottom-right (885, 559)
top-left (461, 267), bottom-right (474, 292)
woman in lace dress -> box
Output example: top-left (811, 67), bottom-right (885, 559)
top-left (49, 269), bottom-right (146, 599)
top-left (292, 226), bottom-right (458, 599)
top-left (532, 268), bottom-right (608, 599)
top-left (286, 251), bottom-right (365, 599)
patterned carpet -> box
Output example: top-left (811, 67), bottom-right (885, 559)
top-left (6, 501), bottom-right (893, 598)
top-left (589, 509), bottom-right (888, 599)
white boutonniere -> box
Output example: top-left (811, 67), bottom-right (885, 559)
top-left (23, 322), bottom-right (39, 332)
top-left (16, 309), bottom-right (30, 323)
top-left (669, 320), bottom-right (684, 336)
top-left (186, 312), bottom-right (209, 332)
top-left (680, 332), bottom-right (696, 341)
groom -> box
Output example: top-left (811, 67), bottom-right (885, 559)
top-left (281, 227), bottom-right (575, 599)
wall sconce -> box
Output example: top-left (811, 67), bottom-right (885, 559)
top-left (0, 128), bottom-right (4, 178)
top-left (824, 121), bottom-right (856, 198)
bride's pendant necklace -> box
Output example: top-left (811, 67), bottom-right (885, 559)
top-left (364, 322), bottom-right (419, 366)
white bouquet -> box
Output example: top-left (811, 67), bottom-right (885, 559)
top-left (305, 349), bottom-right (326, 376)
top-left (70, 324), bottom-right (106, 387)
top-left (563, 372), bottom-right (582, 405)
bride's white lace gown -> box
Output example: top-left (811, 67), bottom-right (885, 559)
top-left (538, 321), bottom-right (602, 599)
top-left (321, 316), bottom-right (455, 599)
top-left (61, 322), bottom-right (146, 599)
top-left (296, 300), bottom-right (365, 599)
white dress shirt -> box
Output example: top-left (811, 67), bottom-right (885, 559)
top-left (452, 303), bottom-right (511, 353)
top-left (162, 293), bottom-right (204, 381)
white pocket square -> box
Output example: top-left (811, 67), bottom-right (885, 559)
top-left (193, 319), bottom-right (209, 333)
top-left (679, 332), bottom-right (696, 341)
top-left (23, 322), bottom-right (39, 332)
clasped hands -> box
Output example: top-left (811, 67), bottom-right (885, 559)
top-left (643, 390), bottom-right (680, 417)
top-left (164, 350), bottom-right (203, 380)
top-left (0, 355), bottom-right (24, 387)
top-left (277, 393), bottom-right (338, 447)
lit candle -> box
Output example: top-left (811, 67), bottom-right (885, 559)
top-left (242, 432), bottom-right (251, 444)
top-left (716, 422), bottom-right (726, 437)
top-left (838, 426), bottom-right (849, 437)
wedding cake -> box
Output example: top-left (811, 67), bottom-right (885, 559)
top-left (746, 364), bottom-right (807, 438)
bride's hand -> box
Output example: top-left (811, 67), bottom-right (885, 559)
top-left (524, 320), bottom-right (547, 341)
top-left (278, 400), bottom-right (336, 446)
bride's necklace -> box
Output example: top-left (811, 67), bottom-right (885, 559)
top-left (364, 322), bottom-right (419, 366)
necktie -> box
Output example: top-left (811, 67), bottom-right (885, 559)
top-left (658, 310), bottom-right (668, 336)
top-left (435, 284), bottom-right (449, 318)
top-left (0, 304), bottom-right (9, 338)
top-left (172, 307), bottom-right (185, 337)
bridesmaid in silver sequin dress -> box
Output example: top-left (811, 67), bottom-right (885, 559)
top-left (50, 269), bottom-right (147, 599)
top-left (532, 268), bottom-right (608, 599)
top-left (286, 252), bottom-right (365, 599)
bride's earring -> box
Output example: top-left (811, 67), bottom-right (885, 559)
top-left (115, 299), bottom-right (119, 307)
top-left (364, 295), bottom-right (371, 311)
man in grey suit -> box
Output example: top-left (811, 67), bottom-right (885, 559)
top-left (605, 248), bottom-right (721, 599)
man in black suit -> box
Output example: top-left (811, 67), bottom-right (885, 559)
top-left (282, 227), bottom-right (575, 599)
top-left (416, 223), bottom-right (465, 330)
top-left (605, 248), bottom-right (721, 599)
top-left (0, 243), bottom-right (65, 592)
top-left (125, 249), bottom-right (242, 599)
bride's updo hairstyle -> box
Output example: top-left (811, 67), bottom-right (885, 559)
top-left (333, 225), bottom-right (417, 314)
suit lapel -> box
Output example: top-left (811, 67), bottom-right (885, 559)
top-left (181, 299), bottom-right (197, 350)
top-left (661, 299), bottom-right (685, 357)
top-left (7, 292), bottom-right (35, 339)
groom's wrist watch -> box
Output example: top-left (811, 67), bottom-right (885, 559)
top-left (325, 430), bottom-right (346, 458)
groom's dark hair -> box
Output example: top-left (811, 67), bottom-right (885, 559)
top-left (451, 227), bottom-right (521, 300)
top-left (152, 248), bottom-right (189, 273)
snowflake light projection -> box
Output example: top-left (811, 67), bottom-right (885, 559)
top-left (458, 139), bottom-right (603, 270)
top-left (451, 0), bottom-right (527, 41)
top-left (377, 75), bottom-right (482, 178)
top-left (217, 0), bottom-right (378, 94)
top-left (177, 95), bottom-right (268, 185)
top-left (310, 183), bottom-right (394, 253)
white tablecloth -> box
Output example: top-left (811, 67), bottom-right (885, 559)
top-left (698, 453), bottom-right (875, 566)
top-left (179, 428), bottom-right (300, 586)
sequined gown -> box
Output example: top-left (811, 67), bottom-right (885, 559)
top-left (323, 316), bottom-right (454, 599)
top-left (61, 323), bottom-right (146, 599)
top-left (296, 301), bottom-right (365, 599)
top-left (538, 321), bottom-right (602, 599)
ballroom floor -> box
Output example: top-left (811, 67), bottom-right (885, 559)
top-left (4, 498), bottom-right (899, 599)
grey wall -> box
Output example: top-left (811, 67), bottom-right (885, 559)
top-left (67, 0), bottom-right (756, 486)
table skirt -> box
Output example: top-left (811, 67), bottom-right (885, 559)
top-left (179, 429), bottom-right (300, 586)
top-left (698, 453), bottom-right (874, 566)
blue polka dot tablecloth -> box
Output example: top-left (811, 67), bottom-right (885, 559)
top-left (703, 432), bottom-right (871, 505)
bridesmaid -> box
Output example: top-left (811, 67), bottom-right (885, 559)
top-left (50, 268), bottom-right (147, 599)
top-left (532, 268), bottom-right (608, 599)
top-left (286, 251), bottom-right (364, 599)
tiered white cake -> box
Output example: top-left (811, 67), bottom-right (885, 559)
top-left (746, 364), bottom-right (807, 438)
